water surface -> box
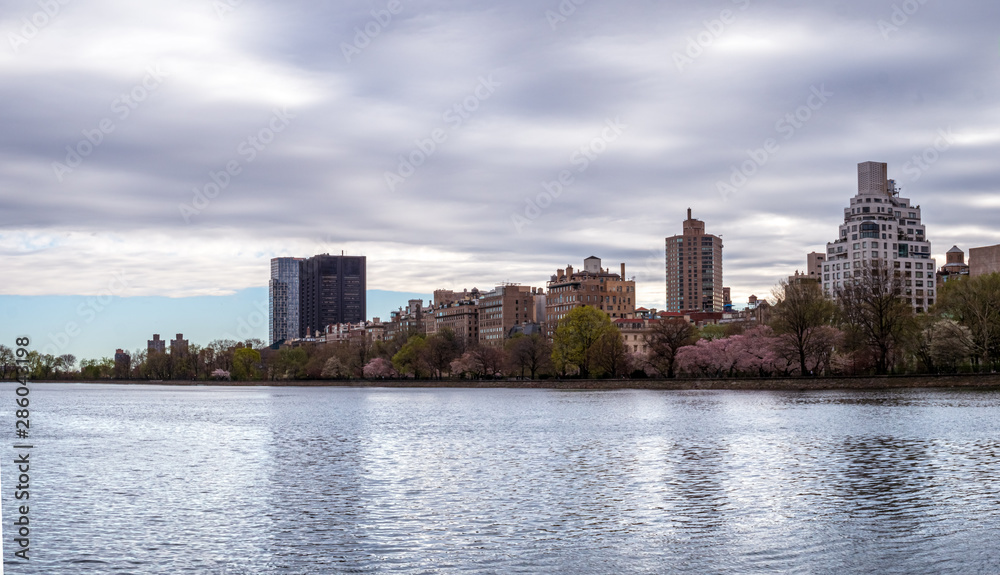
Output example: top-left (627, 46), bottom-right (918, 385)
top-left (2, 384), bottom-right (998, 573)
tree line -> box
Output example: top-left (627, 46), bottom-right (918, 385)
top-left (3, 269), bottom-right (997, 381)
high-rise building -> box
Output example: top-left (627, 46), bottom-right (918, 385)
top-left (425, 288), bottom-right (480, 344)
top-left (665, 209), bottom-right (724, 312)
top-left (269, 257), bottom-right (303, 344)
top-left (546, 257), bottom-right (635, 333)
top-left (147, 334), bottom-right (165, 354)
top-left (823, 161), bottom-right (936, 312)
top-left (114, 349), bottom-right (131, 379)
top-left (299, 254), bottom-right (366, 337)
top-left (479, 284), bottom-right (544, 346)
top-left (170, 333), bottom-right (189, 355)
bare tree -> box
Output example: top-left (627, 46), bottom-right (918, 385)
top-left (913, 318), bottom-right (974, 373)
top-left (643, 318), bottom-right (698, 378)
top-left (592, 328), bottom-right (629, 378)
top-left (470, 345), bottom-right (506, 379)
top-left (770, 279), bottom-right (836, 376)
top-left (424, 328), bottom-right (461, 379)
top-left (936, 273), bottom-right (1000, 371)
top-left (506, 333), bottom-right (552, 379)
top-left (835, 259), bottom-right (916, 375)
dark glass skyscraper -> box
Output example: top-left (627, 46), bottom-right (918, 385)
top-left (298, 254), bottom-right (366, 337)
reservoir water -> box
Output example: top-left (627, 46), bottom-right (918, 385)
top-left (2, 383), bottom-right (999, 573)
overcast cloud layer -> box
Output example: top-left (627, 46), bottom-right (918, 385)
top-left (2, 0), bottom-right (998, 311)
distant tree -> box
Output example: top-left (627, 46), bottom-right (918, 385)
top-left (913, 318), bottom-right (974, 373)
top-left (470, 345), bottom-right (507, 379)
top-left (244, 338), bottom-right (266, 350)
top-left (425, 328), bottom-right (461, 379)
top-left (393, 336), bottom-right (429, 378)
top-left (207, 339), bottom-right (238, 372)
top-left (130, 348), bottom-right (147, 379)
top-left (363, 357), bottom-right (397, 379)
top-left (552, 306), bottom-right (614, 378)
top-left (80, 359), bottom-right (99, 379)
top-left (0, 345), bottom-right (16, 379)
top-left (144, 351), bottom-right (172, 380)
top-left (592, 327), bottom-right (629, 378)
top-left (506, 333), bottom-right (552, 379)
top-left (699, 324), bottom-right (727, 341)
top-left (936, 273), bottom-right (1000, 371)
top-left (675, 339), bottom-right (722, 377)
top-left (770, 279), bottom-right (837, 376)
top-left (320, 356), bottom-right (348, 379)
top-left (275, 347), bottom-right (309, 380)
top-left (303, 345), bottom-right (337, 379)
top-left (232, 347), bottom-right (262, 381)
top-left (450, 352), bottom-right (481, 379)
top-left (644, 318), bottom-right (699, 378)
top-left (835, 259), bottom-right (916, 375)
top-left (25, 352), bottom-right (55, 379)
top-left (55, 354), bottom-right (77, 375)
top-left (344, 338), bottom-right (374, 377)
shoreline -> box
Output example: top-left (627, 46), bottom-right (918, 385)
top-left (22, 372), bottom-right (1000, 391)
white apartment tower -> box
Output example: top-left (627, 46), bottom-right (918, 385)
top-left (823, 161), bottom-right (936, 313)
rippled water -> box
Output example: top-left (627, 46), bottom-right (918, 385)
top-left (2, 384), bottom-right (1000, 573)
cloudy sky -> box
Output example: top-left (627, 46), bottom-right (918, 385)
top-left (1, 0), bottom-right (998, 359)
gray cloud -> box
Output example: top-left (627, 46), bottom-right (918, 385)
top-left (1, 0), bottom-right (998, 308)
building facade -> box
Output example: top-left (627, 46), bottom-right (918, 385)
top-left (937, 245), bottom-right (970, 283)
top-left (435, 299), bottom-right (481, 347)
top-left (269, 257), bottom-right (303, 344)
top-left (666, 209), bottom-right (724, 312)
top-left (969, 244), bottom-right (1000, 278)
top-left (478, 284), bottom-right (543, 347)
top-left (546, 257), bottom-right (636, 333)
top-left (147, 334), bottom-right (165, 354)
top-left (807, 252), bottom-right (826, 280)
top-left (823, 161), bottom-right (936, 313)
top-left (170, 333), bottom-right (189, 355)
top-left (299, 254), bottom-right (366, 337)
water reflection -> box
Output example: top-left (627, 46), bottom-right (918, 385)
top-left (2, 384), bottom-right (1000, 574)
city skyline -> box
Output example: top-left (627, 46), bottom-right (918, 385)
top-left (2, 0), bottom-right (998, 358)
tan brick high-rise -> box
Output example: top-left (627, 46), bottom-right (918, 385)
top-left (666, 209), bottom-right (724, 312)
